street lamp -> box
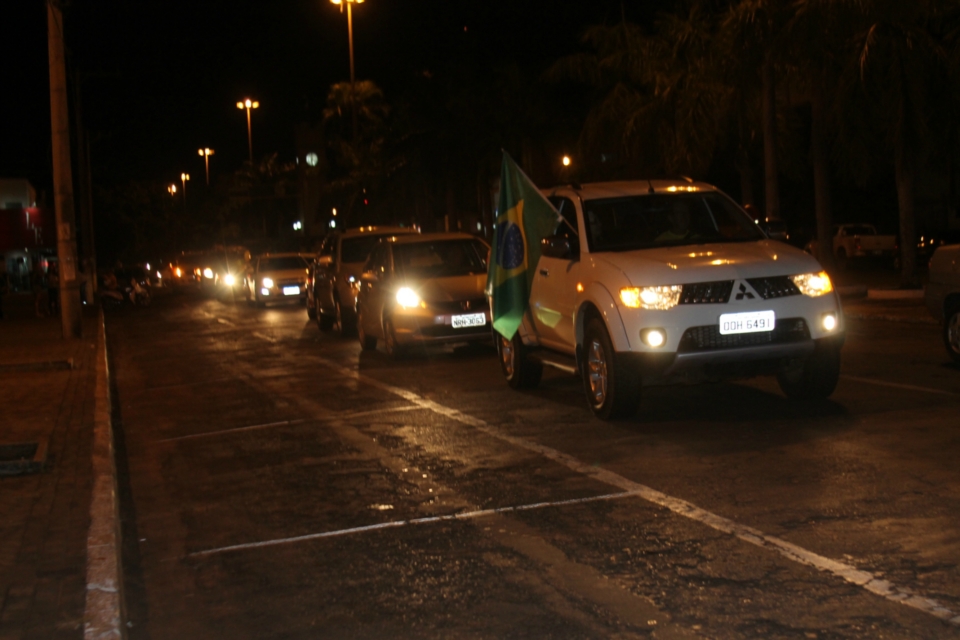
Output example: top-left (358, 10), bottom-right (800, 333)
top-left (562, 155), bottom-right (572, 167)
top-left (330, 0), bottom-right (363, 85)
top-left (167, 184), bottom-right (177, 196)
top-left (236, 98), bottom-right (260, 165)
top-left (180, 173), bottom-right (190, 206)
top-left (198, 148), bottom-right (215, 185)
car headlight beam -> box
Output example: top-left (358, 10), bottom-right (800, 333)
top-left (396, 287), bottom-right (421, 309)
top-left (262, 277), bottom-right (274, 288)
top-left (620, 285), bottom-right (682, 310)
top-left (203, 267), bottom-right (214, 279)
top-left (223, 273), bottom-right (236, 287)
top-left (790, 271), bottom-right (833, 297)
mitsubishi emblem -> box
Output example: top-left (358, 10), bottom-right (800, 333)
top-left (735, 283), bottom-right (755, 300)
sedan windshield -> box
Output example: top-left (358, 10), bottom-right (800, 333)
top-left (259, 256), bottom-right (307, 271)
top-left (341, 235), bottom-right (397, 264)
top-left (583, 193), bottom-right (765, 252)
top-left (394, 240), bottom-right (488, 278)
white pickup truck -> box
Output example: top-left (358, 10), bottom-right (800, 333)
top-left (830, 224), bottom-right (897, 268)
top-left (496, 180), bottom-right (846, 420)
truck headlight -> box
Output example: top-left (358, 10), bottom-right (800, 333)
top-left (262, 277), bottom-right (274, 288)
top-left (396, 287), bottom-right (421, 309)
top-left (223, 273), bottom-right (236, 286)
top-left (620, 285), bottom-right (682, 310)
top-left (790, 271), bottom-right (833, 297)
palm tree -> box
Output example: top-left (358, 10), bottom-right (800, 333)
top-left (847, 0), bottom-right (954, 286)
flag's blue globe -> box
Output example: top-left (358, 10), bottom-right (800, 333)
top-left (497, 222), bottom-right (525, 270)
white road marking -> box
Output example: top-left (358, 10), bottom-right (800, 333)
top-left (252, 332), bottom-right (277, 343)
top-left (157, 406), bottom-right (419, 442)
top-left (191, 490), bottom-right (644, 557)
top-left (842, 375), bottom-right (958, 397)
top-left (244, 329), bottom-right (960, 625)
top-left (216, 317), bottom-right (236, 326)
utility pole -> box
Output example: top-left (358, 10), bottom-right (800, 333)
top-left (74, 69), bottom-right (97, 300)
top-left (47, 0), bottom-right (82, 338)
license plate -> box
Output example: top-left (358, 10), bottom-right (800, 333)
top-left (451, 312), bottom-right (486, 329)
top-left (719, 310), bottom-right (775, 335)
top-left (282, 286), bottom-right (301, 296)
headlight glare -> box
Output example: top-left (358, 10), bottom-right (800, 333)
top-left (262, 277), bottom-right (274, 288)
top-left (203, 267), bottom-right (214, 279)
top-left (223, 273), bottom-right (236, 286)
top-left (620, 285), bottom-right (682, 310)
top-left (790, 271), bottom-right (833, 297)
top-left (396, 287), bottom-right (421, 309)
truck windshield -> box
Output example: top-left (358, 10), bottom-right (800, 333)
top-left (582, 193), bottom-right (765, 252)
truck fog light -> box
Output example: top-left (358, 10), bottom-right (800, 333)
top-left (261, 288), bottom-right (270, 296)
top-left (821, 313), bottom-right (837, 332)
top-left (640, 328), bottom-right (666, 348)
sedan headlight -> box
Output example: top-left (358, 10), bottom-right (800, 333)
top-left (790, 271), bottom-right (833, 297)
top-left (203, 267), bottom-right (214, 279)
top-left (262, 277), bottom-right (274, 288)
top-left (396, 287), bottom-right (422, 309)
top-left (223, 273), bottom-right (236, 287)
top-left (620, 285), bottom-right (682, 310)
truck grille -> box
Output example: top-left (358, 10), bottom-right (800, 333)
top-left (677, 318), bottom-right (810, 353)
top-left (745, 276), bottom-right (801, 300)
top-left (679, 280), bottom-right (734, 305)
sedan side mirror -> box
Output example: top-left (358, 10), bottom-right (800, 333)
top-left (541, 234), bottom-right (579, 260)
top-left (318, 255), bottom-right (333, 268)
top-left (361, 270), bottom-right (380, 283)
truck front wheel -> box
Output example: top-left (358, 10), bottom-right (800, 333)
top-left (943, 304), bottom-right (960, 364)
top-left (582, 319), bottom-right (640, 420)
top-left (777, 341), bottom-right (842, 399)
top-left (497, 331), bottom-right (542, 389)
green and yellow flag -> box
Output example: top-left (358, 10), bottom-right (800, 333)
top-left (487, 152), bottom-right (562, 339)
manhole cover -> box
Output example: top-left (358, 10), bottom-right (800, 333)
top-left (0, 441), bottom-right (48, 476)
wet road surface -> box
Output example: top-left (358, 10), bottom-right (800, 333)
top-left (106, 288), bottom-right (960, 639)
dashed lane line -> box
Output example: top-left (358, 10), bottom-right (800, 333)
top-left (191, 490), bottom-right (644, 557)
top-left (156, 405), bottom-right (421, 443)
top-left (841, 375), bottom-right (959, 397)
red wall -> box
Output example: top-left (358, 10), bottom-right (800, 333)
top-left (0, 208), bottom-right (55, 251)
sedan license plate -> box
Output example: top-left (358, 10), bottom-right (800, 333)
top-left (282, 286), bottom-right (301, 296)
top-left (451, 312), bottom-right (486, 329)
top-left (719, 310), bottom-right (775, 335)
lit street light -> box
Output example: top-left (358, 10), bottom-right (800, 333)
top-left (236, 98), bottom-right (260, 165)
top-left (180, 173), bottom-right (190, 206)
top-left (168, 184), bottom-right (177, 196)
top-left (198, 148), bottom-right (215, 185)
top-left (330, 0), bottom-right (363, 138)
top-left (562, 155), bottom-right (572, 167)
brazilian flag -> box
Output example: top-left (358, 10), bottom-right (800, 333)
top-left (487, 152), bottom-right (562, 339)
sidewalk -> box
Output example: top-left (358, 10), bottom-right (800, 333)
top-left (0, 294), bottom-right (99, 640)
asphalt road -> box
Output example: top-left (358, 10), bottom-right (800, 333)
top-left (106, 287), bottom-right (960, 639)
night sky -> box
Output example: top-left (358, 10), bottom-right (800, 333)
top-left (1, 0), bottom-right (663, 199)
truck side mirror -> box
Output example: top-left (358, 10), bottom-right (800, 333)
top-left (541, 235), bottom-right (579, 260)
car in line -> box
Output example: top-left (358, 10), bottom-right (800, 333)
top-left (495, 180), bottom-right (845, 420)
top-left (925, 242), bottom-right (960, 363)
top-left (355, 233), bottom-right (491, 357)
top-left (312, 226), bottom-right (419, 335)
top-left (243, 253), bottom-right (310, 307)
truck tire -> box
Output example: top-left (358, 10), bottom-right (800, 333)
top-left (944, 304), bottom-right (960, 364)
top-left (582, 319), bottom-right (640, 420)
top-left (777, 341), bottom-right (842, 399)
top-left (497, 330), bottom-right (542, 389)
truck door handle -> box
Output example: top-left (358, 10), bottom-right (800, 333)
top-left (539, 269), bottom-right (549, 276)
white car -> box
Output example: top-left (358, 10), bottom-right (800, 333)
top-left (243, 253), bottom-right (310, 307)
top-left (924, 243), bottom-right (960, 363)
top-left (497, 180), bottom-right (845, 419)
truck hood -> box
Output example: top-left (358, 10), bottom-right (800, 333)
top-left (593, 241), bottom-right (823, 286)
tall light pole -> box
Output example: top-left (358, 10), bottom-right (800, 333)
top-left (236, 98), bottom-right (259, 165)
top-left (198, 148), bottom-right (214, 185)
top-left (180, 173), bottom-right (190, 206)
top-left (330, 0), bottom-right (363, 138)
top-left (167, 184), bottom-right (177, 196)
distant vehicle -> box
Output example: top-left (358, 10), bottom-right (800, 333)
top-left (494, 180), bottom-right (844, 420)
top-left (355, 233), bottom-right (492, 357)
top-left (911, 230), bottom-right (960, 267)
top-left (827, 224), bottom-right (898, 269)
top-left (198, 249), bottom-right (247, 292)
top-left (243, 253), bottom-right (310, 307)
top-left (924, 244), bottom-right (960, 363)
top-left (312, 226), bottom-right (419, 335)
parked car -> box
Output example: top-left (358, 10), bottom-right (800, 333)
top-left (924, 243), bottom-right (960, 363)
top-left (355, 233), bottom-right (491, 357)
top-left (313, 226), bottom-right (419, 335)
top-left (243, 253), bottom-right (310, 306)
top-left (495, 180), bottom-right (845, 420)
top-left (824, 224), bottom-right (897, 270)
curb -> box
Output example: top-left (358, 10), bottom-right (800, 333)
top-left (837, 285), bottom-right (868, 299)
top-left (84, 311), bottom-right (126, 639)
